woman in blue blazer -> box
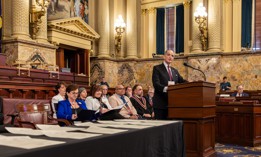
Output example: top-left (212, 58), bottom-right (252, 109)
top-left (57, 84), bottom-right (96, 122)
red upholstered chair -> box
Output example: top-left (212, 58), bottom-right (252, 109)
top-left (15, 104), bottom-right (71, 129)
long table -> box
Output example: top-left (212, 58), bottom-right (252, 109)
top-left (0, 120), bottom-right (185, 157)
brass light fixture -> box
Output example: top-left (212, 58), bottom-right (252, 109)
top-left (115, 15), bottom-right (126, 53)
top-left (30, 0), bottom-right (50, 39)
top-left (194, 3), bottom-right (208, 51)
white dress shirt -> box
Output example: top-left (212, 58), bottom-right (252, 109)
top-left (51, 94), bottom-right (65, 118)
top-left (85, 96), bottom-right (101, 111)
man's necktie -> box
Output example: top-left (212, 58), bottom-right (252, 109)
top-left (167, 65), bottom-right (173, 81)
top-left (120, 95), bottom-right (127, 104)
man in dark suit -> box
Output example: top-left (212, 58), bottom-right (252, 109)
top-left (152, 50), bottom-right (187, 120)
top-left (231, 85), bottom-right (249, 97)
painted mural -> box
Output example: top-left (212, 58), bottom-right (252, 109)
top-left (47, 0), bottom-right (89, 23)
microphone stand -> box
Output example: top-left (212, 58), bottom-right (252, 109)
top-left (183, 63), bottom-right (206, 81)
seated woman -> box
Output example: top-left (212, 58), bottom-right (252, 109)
top-left (77, 87), bottom-right (88, 101)
top-left (57, 84), bottom-right (96, 123)
top-left (51, 82), bottom-right (67, 118)
top-left (85, 84), bottom-right (124, 120)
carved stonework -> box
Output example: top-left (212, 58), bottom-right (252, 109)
top-left (118, 63), bottom-right (135, 86)
top-left (48, 17), bottom-right (100, 50)
top-left (3, 40), bottom-right (56, 68)
top-left (90, 63), bottom-right (104, 85)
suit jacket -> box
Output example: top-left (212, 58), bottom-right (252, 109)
top-left (130, 96), bottom-right (153, 117)
top-left (57, 99), bottom-right (87, 120)
top-left (152, 63), bottom-right (186, 109)
top-left (231, 92), bottom-right (249, 97)
top-left (108, 94), bottom-right (137, 118)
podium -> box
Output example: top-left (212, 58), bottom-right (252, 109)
top-left (168, 81), bottom-right (216, 157)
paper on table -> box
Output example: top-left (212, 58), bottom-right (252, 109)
top-left (100, 124), bottom-right (151, 129)
top-left (74, 122), bottom-right (102, 127)
top-left (113, 119), bottom-right (179, 126)
top-left (5, 127), bottom-right (44, 136)
top-left (0, 136), bottom-right (64, 149)
top-left (41, 130), bottom-right (102, 139)
top-left (81, 126), bottom-right (127, 134)
top-left (95, 103), bottom-right (125, 114)
top-left (36, 124), bottom-right (84, 132)
top-left (97, 120), bottom-right (154, 126)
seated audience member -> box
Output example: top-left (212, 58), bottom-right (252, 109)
top-left (77, 87), bottom-right (87, 101)
top-left (57, 84), bottom-right (95, 122)
top-left (144, 87), bottom-right (154, 107)
top-left (100, 85), bottom-right (113, 110)
top-left (85, 85), bottom-right (109, 113)
top-left (130, 84), bottom-right (154, 119)
top-left (125, 86), bottom-right (133, 98)
top-left (51, 82), bottom-right (67, 118)
top-left (100, 77), bottom-right (110, 88)
top-left (86, 85), bottom-right (123, 120)
top-left (109, 85), bottom-right (139, 119)
top-left (231, 85), bottom-right (249, 97)
top-left (220, 76), bottom-right (231, 91)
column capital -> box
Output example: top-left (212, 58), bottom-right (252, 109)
top-left (142, 9), bottom-right (147, 15)
top-left (183, 1), bottom-right (191, 8)
top-left (148, 7), bottom-right (156, 14)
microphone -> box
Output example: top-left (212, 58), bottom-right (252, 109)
top-left (183, 62), bottom-right (206, 81)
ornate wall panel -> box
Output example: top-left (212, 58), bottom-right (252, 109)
top-left (91, 52), bottom-right (261, 92)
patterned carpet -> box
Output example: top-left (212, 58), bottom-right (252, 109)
top-left (216, 143), bottom-right (261, 157)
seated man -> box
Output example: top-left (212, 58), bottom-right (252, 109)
top-left (220, 76), bottom-right (231, 91)
top-left (144, 86), bottom-right (154, 107)
top-left (109, 85), bottom-right (139, 119)
top-left (130, 84), bottom-right (154, 119)
top-left (231, 85), bottom-right (249, 97)
top-left (100, 85), bottom-right (113, 110)
top-left (51, 82), bottom-right (66, 118)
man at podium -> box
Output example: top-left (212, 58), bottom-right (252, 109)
top-left (152, 50), bottom-right (187, 120)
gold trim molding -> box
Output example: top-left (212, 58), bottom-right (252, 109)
top-left (183, 1), bottom-right (191, 8)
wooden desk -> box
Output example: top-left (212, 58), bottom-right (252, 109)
top-left (216, 101), bottom-right (261, 146)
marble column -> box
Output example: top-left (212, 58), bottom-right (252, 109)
top-left (148, 8), bottom-right (156, 57)
top-left (141, 9), bottom-right (148, 58)
top-left (12, 0), bottom-right (31, 40)
top-left (191, 0), bottom-right (203, 53)
top-left (183, 1), bottom-right (191, 54)
top-left (207, 0), bottom-right (222, 52)
top-left (97, 0), bottom-right (110, 58)
top-left (223, 0), bottom-right (233, 52)
top-left (2, 0), bottom-right (12, 39)
top-left (126, 0), bottom-right (138, 59)
top-left (232, 0), bottom-right (242, 52)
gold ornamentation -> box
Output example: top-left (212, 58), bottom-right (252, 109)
top-left (142, 9), bottom-right (147, 15)
top-left (115, 15), bottom-right (126, 53)
top-left (183, 1), bottom-right (191, 8)
top-left (30, 0), bottom-right (50, 39)
top-left (0, 16), bottom-right (2, 29)
top-left (148, 7), bottom-right (156, 14)
top-left (194, 3), bottom-right (208, 51)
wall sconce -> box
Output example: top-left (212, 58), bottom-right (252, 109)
top-left (30, 0), bottom-right (50, 39)
top-left (194, 3), bottom-right (208, 51)
top-left (115, 15), bottom-right (126, 53)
